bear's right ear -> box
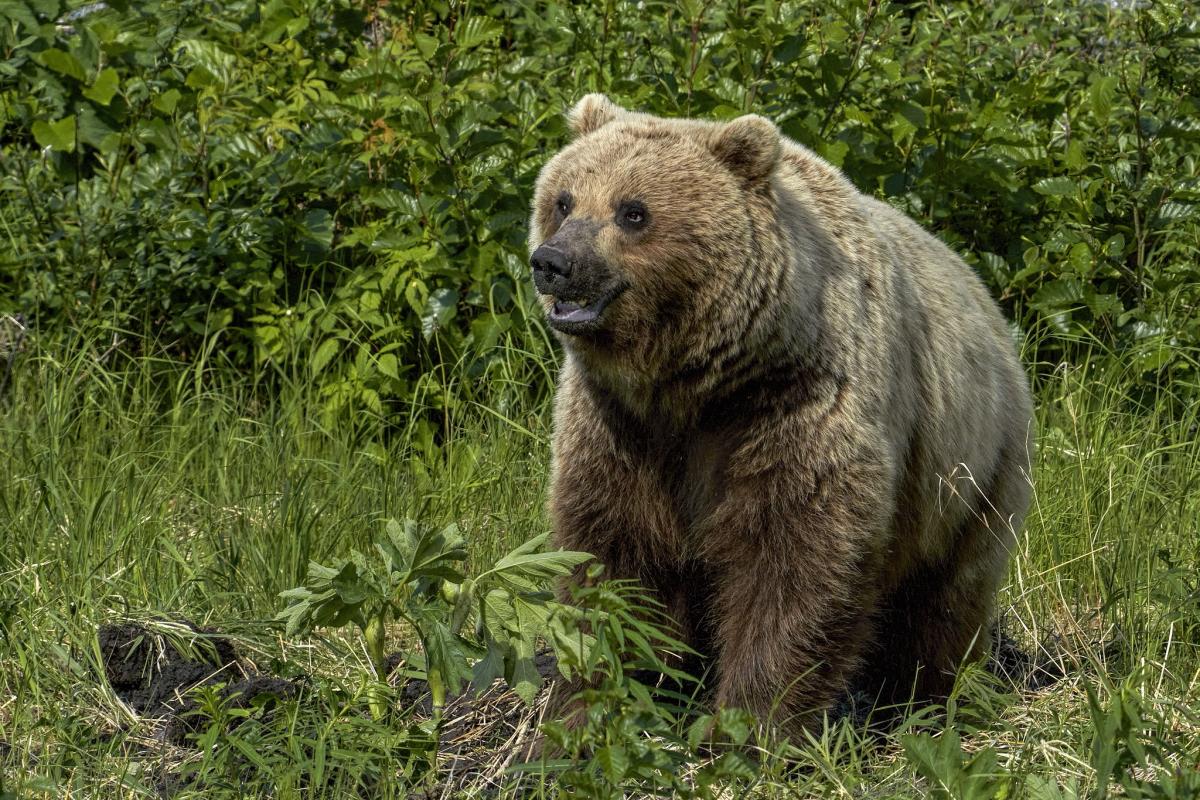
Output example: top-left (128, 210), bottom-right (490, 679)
top-left (709, 114), bottom-right (781, 184)
top-left (567, 93), bottom-right (623, 137)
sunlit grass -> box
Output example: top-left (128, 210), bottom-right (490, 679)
top-left (0, 328), bottom-right (1196, 797)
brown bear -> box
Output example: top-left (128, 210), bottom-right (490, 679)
top-left (527, 94), bottom-right (1034, 734)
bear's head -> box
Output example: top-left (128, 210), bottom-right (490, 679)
top-left (529, 94), bottom-right (782, 376)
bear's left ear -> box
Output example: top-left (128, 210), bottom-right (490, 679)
top-left (709, 114), bottom-right (781, 184)
top-left (567, 94), bottom-right (624, 137)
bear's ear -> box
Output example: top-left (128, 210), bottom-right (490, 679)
top-left (568, 93), bottom-right (624, 137)
top-left (709, 114), bottom-right (781, 184)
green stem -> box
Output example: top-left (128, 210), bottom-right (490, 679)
top-left (426, 661), bottom-right (446, 783)
top-left (428, 665), bottom-right (446, 719)
top-left (364, 612), bottom-right (388, 720)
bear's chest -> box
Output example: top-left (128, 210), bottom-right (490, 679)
top-left (649, 426), bottom-right (738, 539)
top-left (589, 383), bottom-right (743, 550)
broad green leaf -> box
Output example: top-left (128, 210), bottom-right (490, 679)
top-left (455, 17), bottom-right (501, 50)
top-left (890, 111), bottom-right (918, 145)
top-left (546, 610), bottom-right (596, 675)
top-left (818, 139), bottom-right (849, 167)
top-left (404, 522), bottom-right (467, 584)
top-left (1086, 292), bottom-right (1122, 318)
top-left (976, 252), bottom-right (1011, 286)
top-left (307, 561), bottom-right (340, 581)
top-left (420, 288), bottom-right (458, 341)
top-left (1064, 140), bottom-right (1086, 170)
top-left (512, 595), bottom-right (553, 644)
top-left (377, 518), bottom-right (411, 572)
top-left (310, 338), bottom-right (340, 376)
top-left (470, 638), bottom-right (507, 692)
top-left (83, 67), bottom-right (119, 105)
top-left (153, 88), bottom-right (182, 114)
top-left (1090, 75), bottom-right (1118, 121)
top-left (331, 561), bottom-right (370, 604)
top-left (31, 116), bottom-right (75, 152)
top-left (28, 0), bottom-right (61, 16)
top-left (376, 352), bottom-right (399, 379)
top-left (469, 312), bottom-right (510, 353)
top-left (1158, 202), bottom-right (1196, 222)
top-left (595, 744), bottom-right (630, 780)
top-left (475, 534), bottom-right (591, 591)
top-left (1024, 775), bottom-right (1075, 800)
top-left (1067, 242), bottom-right (1093, 276)
top-left (300, 209), bottom-right (333, 249)
top-left (414, 616), bottom-right (472, 697)
top-left (0, 1), bottom-right (40, 31)
top-left (1032, 278), bottom-right (1086, 312)
top-left (37, 48), bottom-right (86, 81)
top-left (509, 651), bottom-right (541, 705)
top-left (77, 105), bottom-right (116, 151)
top-left (481, 588), bottom-right (519, 634)
top-left (895, 100), bottom-right (927, 129)
top-left (180, 38), bottom-right (237, 88)
top-left (413, 32), bottom-right (438, 60)
top-left (1033, 177), bottom-right (1076, 197)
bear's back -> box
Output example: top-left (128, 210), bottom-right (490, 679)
top-left (769, 138), bottom-right (1033, 568)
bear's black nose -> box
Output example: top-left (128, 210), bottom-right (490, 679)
top-left (530, 245), bottom-right (572, 283)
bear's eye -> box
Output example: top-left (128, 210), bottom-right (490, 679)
top-left (616, 201), bottom-right (648, 230)
top-left (555, 193), bottom-right (572, 217)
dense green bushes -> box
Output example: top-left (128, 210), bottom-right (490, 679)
top-left (2, 0), bottom-right (1198, 413)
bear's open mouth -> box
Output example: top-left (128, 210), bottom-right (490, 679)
top-left (548, 284), bottom-right (627, 333)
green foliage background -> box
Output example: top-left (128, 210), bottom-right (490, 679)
top-left (3, 0), bottom-right (1198, 413)
top-left (2, 3), bottom-right (1200, 796)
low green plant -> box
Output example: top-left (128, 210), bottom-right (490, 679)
top-left (1085, 676), bottom-right (1200, 800)
top-left (277, 519), bottom-right (589, 728)
top-left (529, 577), bottom-right (762, 799)
top-left (172, 679), bottom-right (438, 797)
top-left (902, 727), bottom-right (1011, 800)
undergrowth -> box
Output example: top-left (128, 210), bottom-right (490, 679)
top-left (0, 329), bottom-right (1197, 798)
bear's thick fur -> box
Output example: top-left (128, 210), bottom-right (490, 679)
top-left (528, 94), bottom-right (1034, 732)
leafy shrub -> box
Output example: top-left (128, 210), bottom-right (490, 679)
top-left (280, 536), bottom-right (766, 797)
top-left (536, 577), bottom-right (763, 799)
top-left (277, 518), bottom-right (589, 723)
top-left (2, 0), bottom-right (1197, 409)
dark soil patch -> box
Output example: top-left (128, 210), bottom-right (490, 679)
top-left (989, 629), bottom-right (1068, 692)
top-left (98, 621), bottom-right (240, 716)
top-left (99, 620), bottom-right (309, 797)
top-left (99, 620), bottom-right (307, 750)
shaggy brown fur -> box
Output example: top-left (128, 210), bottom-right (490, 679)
top-left (528, 94), bottom-right (1034, 735)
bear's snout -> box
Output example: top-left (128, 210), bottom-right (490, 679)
top-left (530, 223), bottom-right (626, 334)
top-left (530, 244), bottom-right (573, 292)
top-left (529, 220), bottom-right (613, 300)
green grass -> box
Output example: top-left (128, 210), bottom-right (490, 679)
top-left (1, 329), bottom-right (1197, 798)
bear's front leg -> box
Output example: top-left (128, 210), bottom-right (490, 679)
top-left (702, 457), bottom-right (893, 735)
top-left (547, 372), bottom-right (689, 601)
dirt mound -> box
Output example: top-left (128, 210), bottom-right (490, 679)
top-left (98, 621), bottom-right (240, 716)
